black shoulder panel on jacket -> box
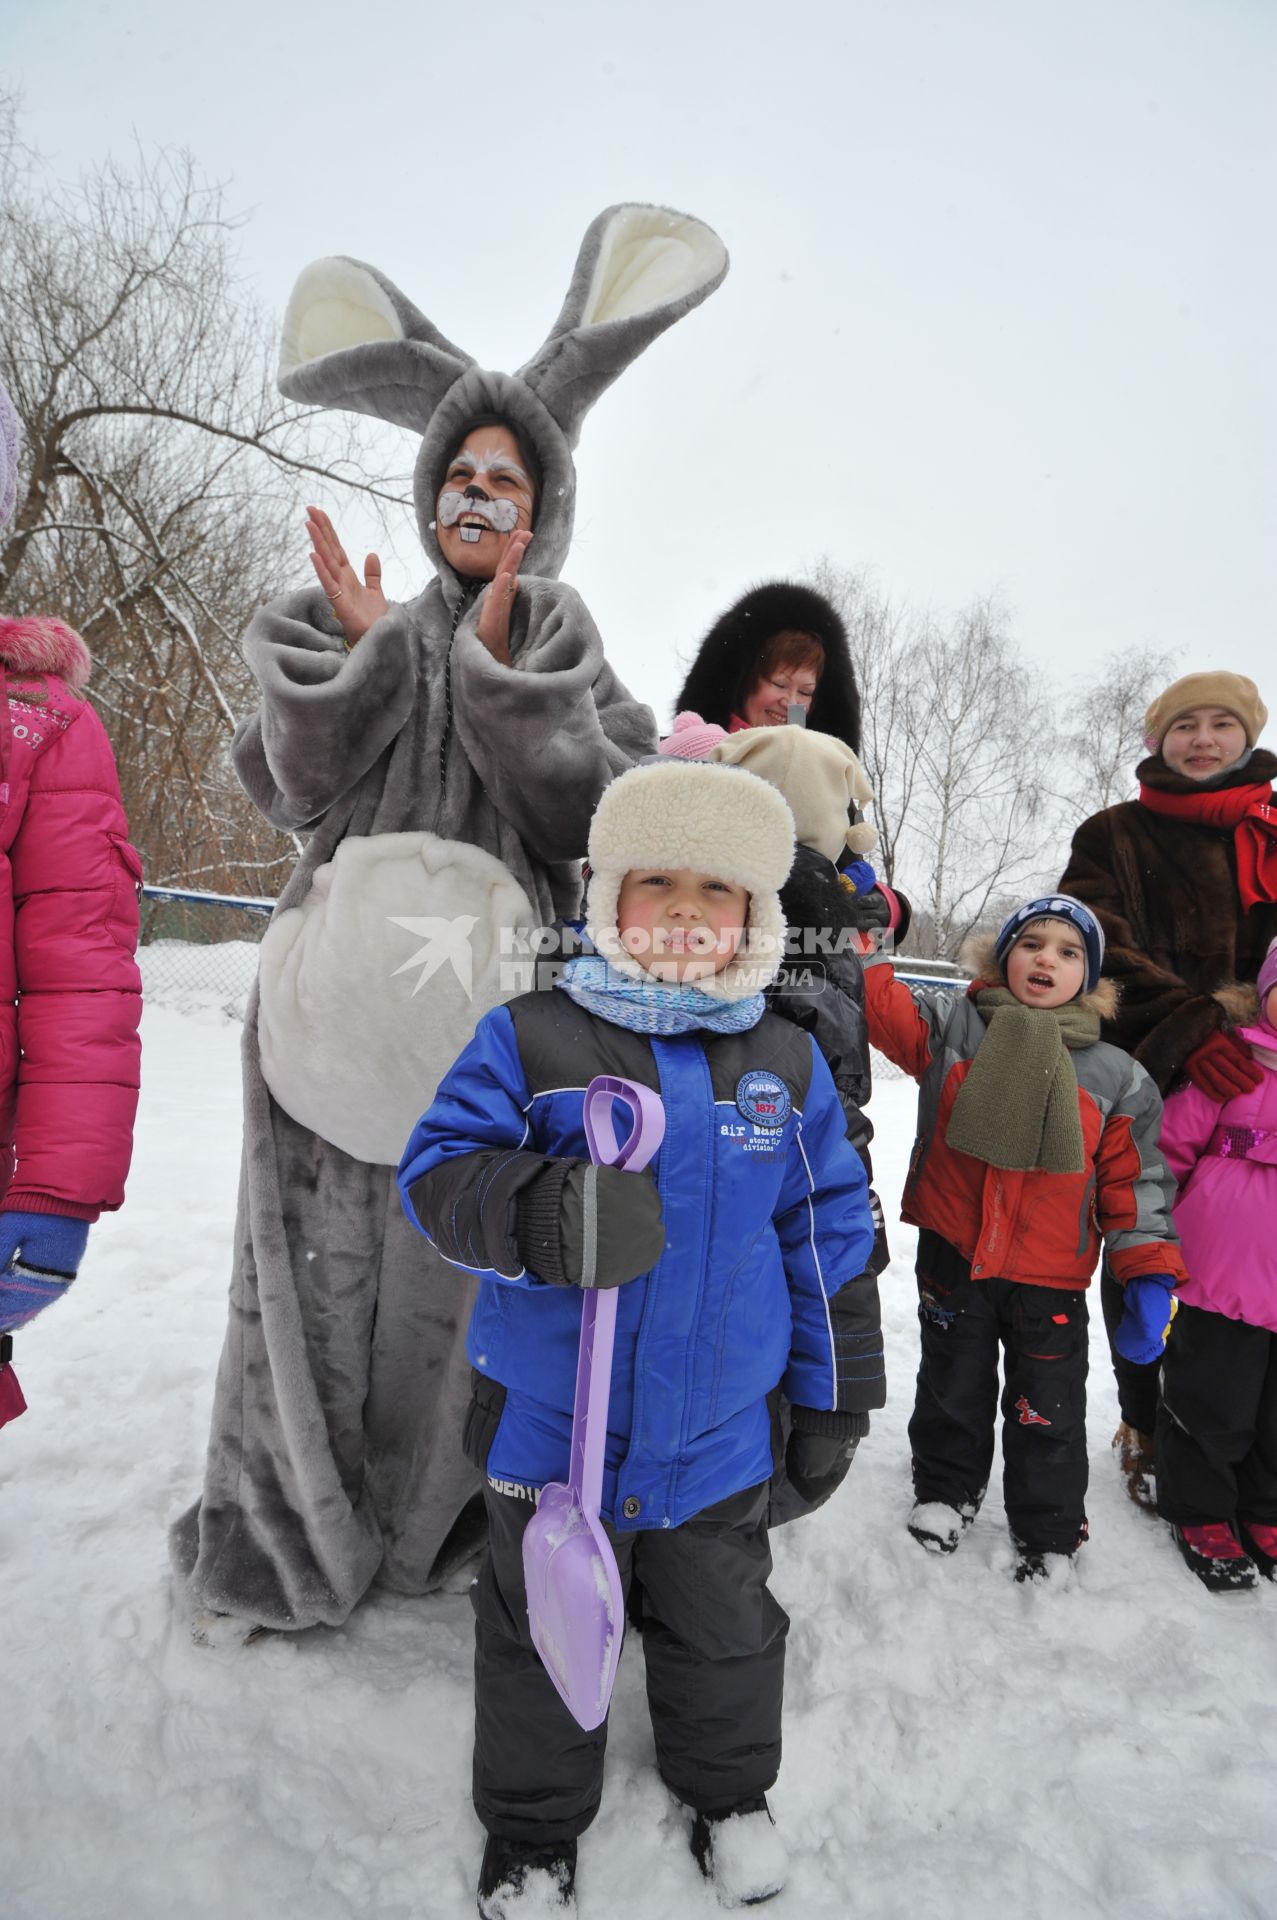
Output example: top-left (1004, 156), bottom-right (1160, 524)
top-left (507, 990), bottom-right (660, 1097)
top-left (674, 580), bottom-right (862, 752)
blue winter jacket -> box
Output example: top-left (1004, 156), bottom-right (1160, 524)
top-left (398, 987), bottom-right (877, 1532)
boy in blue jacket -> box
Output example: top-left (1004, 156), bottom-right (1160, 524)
top-left (399, 758), bottom-right (879, 1916)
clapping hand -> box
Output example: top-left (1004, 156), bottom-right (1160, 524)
top-left (306, 506), bottom-right (389, 648)
top-left (475, 529), bottom-right (532, 665)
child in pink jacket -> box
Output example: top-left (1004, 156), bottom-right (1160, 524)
top-left (1156, 935), bottom-right (1277, 1591)
top-left (0, 378), bottom-right (142, 1378)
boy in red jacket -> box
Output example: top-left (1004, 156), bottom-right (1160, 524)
top-left (865, 895), bottom-right (1185, 1579)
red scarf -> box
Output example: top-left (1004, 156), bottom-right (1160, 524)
top-left (1139, 779), bottom-right (1277, 909)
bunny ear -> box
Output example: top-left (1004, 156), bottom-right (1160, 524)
top-left (277, 257), bottom-right (474, 433)
top-left (516, 205), bottom-right (728, 445)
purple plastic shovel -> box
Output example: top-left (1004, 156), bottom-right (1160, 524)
top-left (522, 1074), bottom-right (666, 1731)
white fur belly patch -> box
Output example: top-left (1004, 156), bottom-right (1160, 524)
top-left (257, 832), bottom-right (536, 1164)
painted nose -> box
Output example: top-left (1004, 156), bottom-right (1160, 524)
top-left (463, 482), bottom-right (491, 501)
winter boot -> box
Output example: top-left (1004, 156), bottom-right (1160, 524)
top-left (1012, 1520), bottom-right (1087, 1584)
top-left (907, 1499), bottom-right (976, 1554)
top-left (1171, 1522), bottom-right (1259, 1594)
top-left (1112, 1422), bottom-right (1157, 1511)
top-left (477, 1835), bottom-right (577, 1918)
top-left (1237, 1518), bottom-right (1277, 1580)
top-left (690, 1794), bottom-right (787, 1907)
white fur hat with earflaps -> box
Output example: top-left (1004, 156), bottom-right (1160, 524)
top-left (586, 759), bottom-right (796, 1003)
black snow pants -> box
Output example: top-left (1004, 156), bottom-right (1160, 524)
top-left (909, 1231), bottom-right (1090, 1554)
top-left (1155, 1301), bottom-right (1277, 1525)
top-left (1100, 1257), bottom-right (1161, 1435)
top-left (472, 1478), bottom-right (789, 1844)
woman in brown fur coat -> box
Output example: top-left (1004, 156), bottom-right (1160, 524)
top-left (1059, 670), bottom-right (1277, 1504)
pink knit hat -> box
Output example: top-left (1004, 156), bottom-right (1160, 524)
top-left (658, 710), bottom-right (729, 760)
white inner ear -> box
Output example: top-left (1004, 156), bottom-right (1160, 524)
top-left (279, 258), bottom-right (405, 373)
top-left (580, 208), bottom-right (728, 328)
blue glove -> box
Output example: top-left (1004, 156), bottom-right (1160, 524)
top-left (1113, 1275), bottom-right (1178, 1367)
top-left (841, 859), bottom-right (879, 895)
top-left (0, 1212), bottom-right (90, 1333)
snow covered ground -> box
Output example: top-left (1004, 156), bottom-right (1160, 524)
top-left (3, 1002), bottom-right (1277, 1920)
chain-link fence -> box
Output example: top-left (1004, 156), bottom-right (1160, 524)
top-left (138, 888), bottom-right (272, 1019)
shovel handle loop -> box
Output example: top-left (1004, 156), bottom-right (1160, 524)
top-left (582, 1076), bottom-right (665, 1173)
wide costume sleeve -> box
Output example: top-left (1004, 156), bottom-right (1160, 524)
top-left (1094, 1057), bottom-right (1188, 1286)
top-left (1060, 811), bottom-right (1225, 1085)
top-left (231, 588), bottom-right (420, 832)
top-left (448, 577), bottom-right (657, 863)
top-left (398, 1006), bottom-right (562, 1289)
top-left (774, 1045), bottom-right (881, 1414)
top-left (5, 701), bottom-right (142, 1219)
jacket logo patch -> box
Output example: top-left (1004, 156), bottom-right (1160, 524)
top-left (736, 1070), bottom-right (792, 1130)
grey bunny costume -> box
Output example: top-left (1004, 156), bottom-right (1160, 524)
top-left (170, 206), bottom-right (728, 1629)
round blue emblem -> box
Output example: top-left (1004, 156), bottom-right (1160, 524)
top-left (736, 1070), bottom-right (792, 1130)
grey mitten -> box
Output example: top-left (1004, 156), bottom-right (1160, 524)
top-left (516, 1160), bottom-right (664, 1289)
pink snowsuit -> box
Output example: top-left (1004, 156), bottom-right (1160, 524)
top-left (1160, 1027), bottom-right (1277, 1335)
top-left (0, 616), bottom-right (142, 1219)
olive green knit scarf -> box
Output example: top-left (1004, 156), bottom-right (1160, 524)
top-left (946, 986), bottom-right (1100, 1174)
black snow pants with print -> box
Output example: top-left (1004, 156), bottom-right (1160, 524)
top-left (1155, 1301), bottom-right (1277, 1525)
top-left (472, 1478), bottom-right (789, 1843)
top-left (909, 1231), bottom-right (1090, 1554)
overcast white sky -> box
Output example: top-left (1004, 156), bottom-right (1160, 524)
top-left (6, 0), bottom-right (1274, 729)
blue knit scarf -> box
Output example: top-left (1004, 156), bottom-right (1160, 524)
top-left (555, 953), bottom-right (766, 1036)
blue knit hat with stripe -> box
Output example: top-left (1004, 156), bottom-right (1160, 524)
top-left (994, 894), bottom-right (1105, 995)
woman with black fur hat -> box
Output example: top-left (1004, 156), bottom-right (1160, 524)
top-left (670, 581), bottom-right (907, 944)
top-left (675, 581), bottom-right (863, 748)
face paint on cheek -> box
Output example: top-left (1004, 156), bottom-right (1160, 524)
top-left (436, 491), bottom-right (521, 543)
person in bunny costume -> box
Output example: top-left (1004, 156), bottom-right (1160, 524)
top-left (171, 205), bottom-right (728, 1633)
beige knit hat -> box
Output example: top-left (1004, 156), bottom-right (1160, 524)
top-left (707, 724), bottom-right (878, 862)
top-left (1144, 672), bottom-right (1268, 752)
top-left (586, 759), bottom-right (795, 1002)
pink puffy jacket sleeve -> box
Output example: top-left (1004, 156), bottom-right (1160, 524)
top-left (2, 699), bottom-right (143, 1219)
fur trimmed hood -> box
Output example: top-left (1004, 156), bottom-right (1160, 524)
top-left (675, 581), bottom-right (862, 751)
top-left (960, 930), bottom-right (1119, 1021)
top-left (0, 616), bottom-right (91, 692)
